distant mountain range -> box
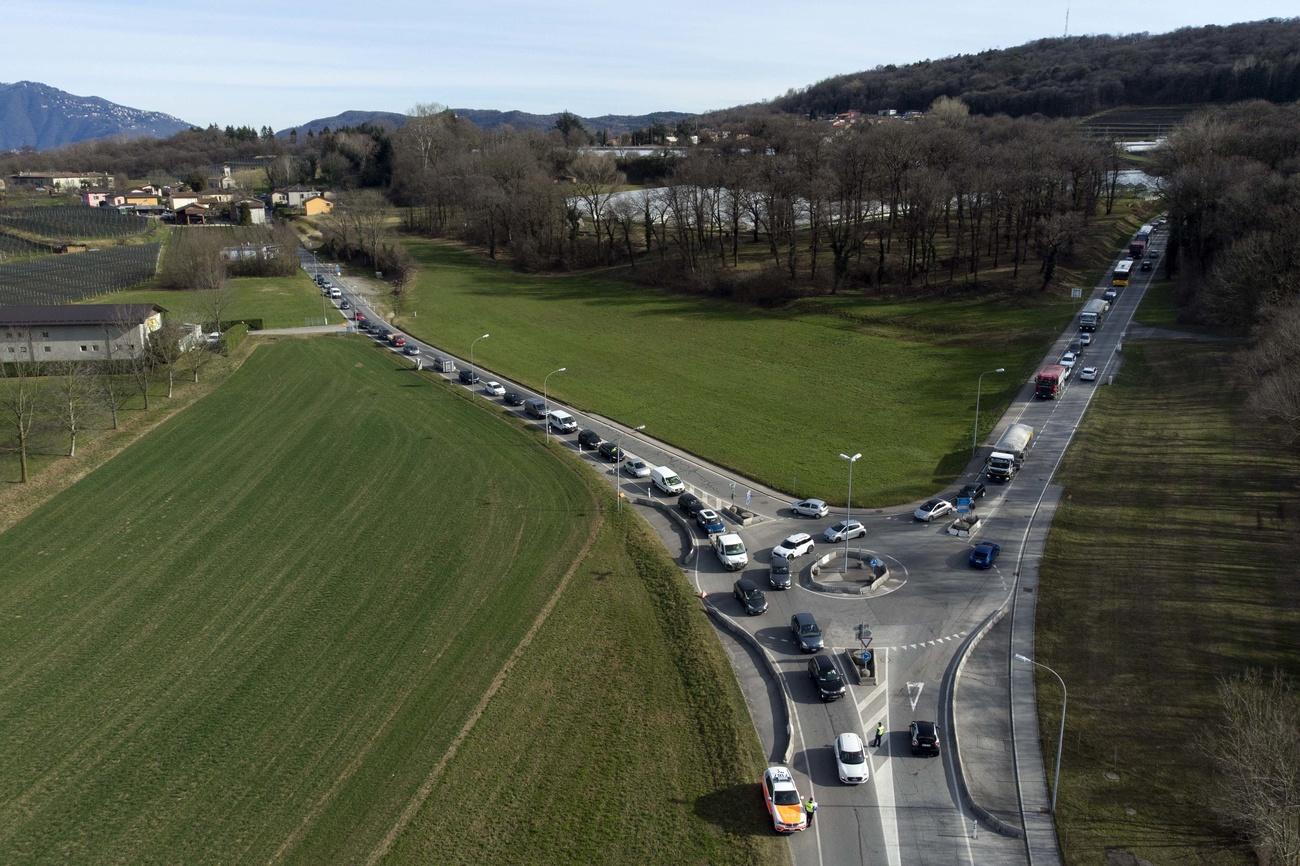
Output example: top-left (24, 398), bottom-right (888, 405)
top-left (276, 108), bottom-right (694, 137)
top-left (0, 81), bottom-right (192, 151)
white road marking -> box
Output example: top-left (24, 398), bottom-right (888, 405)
top-left (906, 681), bottom-right (925, 711)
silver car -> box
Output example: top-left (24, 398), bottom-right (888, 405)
top-left (913, 499), bottom-right (954, 522)
top-left (823, 519), bottom-right (866, 543)
top-left (792, 498), bottom-right (829, 518)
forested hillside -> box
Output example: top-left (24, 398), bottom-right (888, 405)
top-left (765, 19), bottom-right (1300, 119)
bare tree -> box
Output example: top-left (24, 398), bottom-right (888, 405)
top-left (1198, 669), bottom-right (1300, 863)
top-left (51, 360), bottom-right (93, 457)
top-left (571, 154), bottom-right (624, 264)
top-left (152, 319), bottom-right (188, 399)
top-left (0, 358), bottom-right (45, 483)
top-left (198, 282), bottom-right (234, 336)
top-left (96, 364), bottom-right (127, 430)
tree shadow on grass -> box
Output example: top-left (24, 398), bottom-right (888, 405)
top-left (693, 783), bottom-right (771, 838)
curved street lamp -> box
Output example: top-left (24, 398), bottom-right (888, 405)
top-left (839, 452), bottom-right (862, 571)
top-left (1015, 653), bottom-right (1067, 813)
top-left (973, 367), bottom-right (1006, 453)
top-left (470, 333), bottom-right (490, 382)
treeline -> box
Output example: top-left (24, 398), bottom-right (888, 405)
top-left (389, 101), bottom-right (1130, 297)
top-left (1158, 100), bottom-right (1300, 441)
top-left (763, 19), bottom-right (1300, 120)
top-left (0, 123), bottom-right (395, 193)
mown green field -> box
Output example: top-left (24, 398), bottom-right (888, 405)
top-left (1037, 340), bottom-right (1298, 865)
top-left (0, 338), bottom-right (777, 865)
top-left (393, 239), bottom-right (1080, 505)
top-left (83, 271), bottom-right (342, 329)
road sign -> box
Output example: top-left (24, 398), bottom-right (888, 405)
top-left (1071, 286), bottom-right (1083, 299)
top-left (956, 496), bottom-right (972, 514)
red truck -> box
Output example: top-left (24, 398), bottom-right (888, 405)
top-left (1035, 364), bottom-right (1067, 399)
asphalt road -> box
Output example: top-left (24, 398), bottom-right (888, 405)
top-left (298, 232), bottom-right (1164, 866)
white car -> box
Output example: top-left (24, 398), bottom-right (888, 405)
top-left (1078, 332), bottom-right (1092, 346)
top-left (1080, 366), bottom-right (1098, 382)
top-left (835, 732), bottom-right (869, 785)
top-left (823, 519), bottom-right (866, 543)
top-left (791, 498), bottom-right (829, 518)
top-left (772, 532), bottom-right (815, 560)
top-left (1060, 351), bottom-right (1077, 367)
top-left (483, 381), bottom-right (506, 397)
top-left (712, 532), bottom-right (749, 571)
top-left (914, 498), bottom-right (954, 522)
top-left (761, 765), bottom-right (807, 834)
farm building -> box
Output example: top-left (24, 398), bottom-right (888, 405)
top-left (0, 303), bottom-right (164, 362)
top-left (9, 172), bottom-right (115, 191)
top-left (234, 200), bottom-right (267, 225)
top-left (302, 195), bottom-right (333, 216)
top-left (275, 185), bottom-right (323, 207)
top-left (169, 192), bottom-right (200, 210)
top-left (175, 203), bottom-right (210, 225)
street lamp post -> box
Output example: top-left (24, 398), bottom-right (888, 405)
top-left (838, 452), bottom-right (861, 572)
top-left (1015, 653), bottom-right (1067, 812)
top-left (470, 333), bottom-right (490, 382)
top-left (617, 424), bottom-right (646, 512)
top-left (543, 367), bottom-right (567, 442)
top-left (973, 367), bottom-right (1007, 453)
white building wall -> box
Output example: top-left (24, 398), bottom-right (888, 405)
top-left (0, 322), bottom-right (148, 363)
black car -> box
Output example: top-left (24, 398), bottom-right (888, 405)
top-left (910, 720), bottom-right (941, 756)
top-left (458, 369), bottom-right (481, 385)
top-left (597, 441), bottom-right (621, 462)
top-left (768, 556), bottom-right (792, 590)
top-left (503, 391), bottom-right (525, 407)
top-left (1141, 259), bottom-right (1152, 271)
top-left (808, 654), bottom-right (846, 701)
top-left (958, 482), bottom-right (986, 503)
top-left (376, 328), bottom-right (391, 341)
top-left (340, 300), bottom-right (351, 310)
top-left (790, 612), bottom-right (824, 653)
top-left (577, 429), bottom-right (603, 451)
top-left (732, 578), bottom-right (768, 615)
top-left (678, 492), bottom-right (704, 517)
top-left (524, 398), bottom-right (547, 419)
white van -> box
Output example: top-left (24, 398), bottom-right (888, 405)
top-left (329, 287), bottom-right (342, 299)
top-left (622, 454), bottom-right (651, 478)
top-left (547, 410), bottom-right (577, 434)
top-left (651, 466), bottom-right (685, 495)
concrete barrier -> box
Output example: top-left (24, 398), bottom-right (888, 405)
top-left (947, 603), bottom-right (1026, 839)
top-left (807, 549), bottom-right (888, 595)
top-left (843, 648), bottom-right (877, 686)
top-left (703, 603), bottom-right (794, 765)
top-left (632, 496), bottom-right (698, 566)
top-left (723, 505), bottom-right (758, 526)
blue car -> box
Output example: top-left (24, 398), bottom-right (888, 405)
top-left (969, 542), bottom-right (1001, 569)
top-left (696, 508), bottom-right (725, 536)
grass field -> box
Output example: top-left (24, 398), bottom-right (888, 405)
top-left (1132, 277), bottom-right (1181, 328)
top-left (84, 271), bottom-right (343, 329)
top-left (393, 239), bottom-right (1088, 505)
top-left (1035, 340), bottom-right (1299, 865)
top-left (0, 337), bottom-right (780, 866)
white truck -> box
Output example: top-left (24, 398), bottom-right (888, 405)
top-left (985, 423), bottom-right (1034, 483)
top-left (712, 532), bottom-right (749, 571)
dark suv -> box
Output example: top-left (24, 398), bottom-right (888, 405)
top-left (597, 441), bottom-right (621, 462)
top-left (808, 654), bottom-right (846, 701)
top-left (910, 721), bottom-right (941, 756)
top-left (958, 482), bottom-right (986, 503)
top-left (768, 556), bottom-right (792, 590)
top-left (790, 612), bottom-right (824, 653)
top-left (458, 369), bottom-right (480, 386)
top-left (732, 578), bottom-right (768, 615)
top-left (678, 492), bottom-right (704, 517)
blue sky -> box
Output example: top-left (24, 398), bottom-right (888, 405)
top-left (4, 1), bottom-right (1296, 128)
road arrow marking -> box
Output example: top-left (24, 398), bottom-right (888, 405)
top-left (907, 681), bottom-right (925, 711)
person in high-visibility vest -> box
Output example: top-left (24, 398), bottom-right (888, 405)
top-left (871, 721), bottom-right (886, 747)
top-left (804, 796), bottom-right (818, 825)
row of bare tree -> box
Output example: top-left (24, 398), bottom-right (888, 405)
top-left (387, 100), bottom-right (1128, 296)
top-left (1157, 100), bottom-right (1300, 440)
top-left (0, 320), bottom-right (216, 483)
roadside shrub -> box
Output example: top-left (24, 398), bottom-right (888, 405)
top-left (221, 323), bottom-right (249, 354)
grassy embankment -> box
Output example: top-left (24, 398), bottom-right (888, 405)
top-left (1036, 335), bottom-right (1300, 864)
top-left (0, 337), bottom-right (782, 866)
top-left (389, 202), bottom-right (1152, 506)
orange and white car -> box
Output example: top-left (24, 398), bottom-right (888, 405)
top-left (761, 765), bottom-right (808, 834)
